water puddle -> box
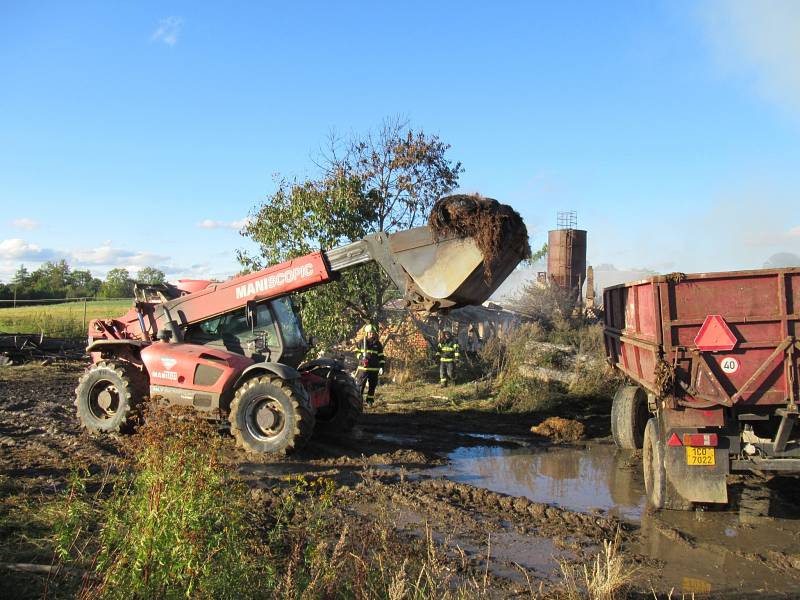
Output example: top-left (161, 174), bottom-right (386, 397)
top-left (370, 432), bottom-right (423, 445)
top-left (425, 441), bottom-right (800, 595)
top-left (353, 501), bottom-right (570, 583)
top-left (428, 443), bottom-right (643, 520)
top-left (461, 432), bottom-right (534, 445)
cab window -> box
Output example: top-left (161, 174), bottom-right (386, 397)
top-left (187, 303), bottom-right (278, 349)
top-left (271, 297), bottom-right (305, 348)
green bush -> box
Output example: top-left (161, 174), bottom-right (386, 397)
top-left (495, 375), bottom-right (567, 413)
top-left (569, 358), bottom-right (621, 399)
top-left (548, 321), bottom-right (605, 358)
top-left (54, 412), bottom-right (268, 600)
top-left (487, 319), bottom-right (618, 413)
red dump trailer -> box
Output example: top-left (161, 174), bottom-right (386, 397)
top-left (604, 268), bottom-right (800, 509)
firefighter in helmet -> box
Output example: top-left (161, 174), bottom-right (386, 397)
top-left (354, 323), bottom-right (385, 405)
top-left (436, 330), bottom-right (460, 387)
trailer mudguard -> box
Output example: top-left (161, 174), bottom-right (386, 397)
top-left (663, 423), bottom-right (730, 505)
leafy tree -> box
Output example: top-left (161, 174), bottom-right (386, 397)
top-left (28, 260), bottom-right (71, 297)
top-left (136, 267), bottom-right (166, 285)
top-left (100, 268), bottom-right (134, 298)
top-left (530, 243), bottom-right (548, 264)
top-left (240, 117), bottom-right (463, 346)
top-left (11, 265), bottom-right (30, 289)
top-left (67, 269), bottom-right (102, 297)
top-left (5, 262), bottom-right (102, 299)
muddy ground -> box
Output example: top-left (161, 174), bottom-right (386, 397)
top-left (2, 362), bottom-right (800, 598)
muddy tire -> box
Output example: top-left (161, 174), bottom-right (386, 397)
top-left (74, 361), bottom-right (142, 433)
top-left (611, 385), bottom-right (648, 449)
top-left (314, 370), bottom-right (362, 434)
top-left (643, 418), bottom-right (666, 509)
top-left (229, 375), bottom-right (314, 455)
top-left (643, 418), bottom-right (691, 510)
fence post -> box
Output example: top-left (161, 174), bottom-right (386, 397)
top-left (82, 298), bottom-right (88, 333)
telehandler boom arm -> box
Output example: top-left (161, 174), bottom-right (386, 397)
top-left (92, 198), bottom-right (529, 345)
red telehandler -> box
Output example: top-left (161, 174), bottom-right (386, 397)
top-left (75, 197), bottom-right (529, 454)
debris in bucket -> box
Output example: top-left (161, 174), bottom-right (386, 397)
top-left (429, 194), bottom-right (531, 281)
top-left (530, 416), bottom-right (586, 442)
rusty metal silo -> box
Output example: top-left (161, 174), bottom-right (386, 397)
top-left (547, 211), bottom-right (587, 293)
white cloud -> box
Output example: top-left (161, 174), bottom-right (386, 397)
top-left (0, 238), bottom-right (174, 282)
top-left (698, 0), bottom-right (800, 118)
top-left (0, 238), bottom-right (59, 261)
top-left (11, 218), bottom-right (40, 230)
top-left (197, 217), bottom-right (251, 230)
top-left (0, 239), bottom-right (61, 282)
top-left (151, 16), bottom-right (183, 46)
top-left (70, 243), bottom-right (169, 268)
top-left (0, 239), bottom-right (243, 284)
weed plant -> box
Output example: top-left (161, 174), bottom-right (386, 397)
top-left (61, 411), bottom-right (266, 599)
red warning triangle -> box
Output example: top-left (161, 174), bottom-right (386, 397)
top-left (694, 315), bottom-right (738, 352)
top-left (667, 433), bottom-right (683, 447)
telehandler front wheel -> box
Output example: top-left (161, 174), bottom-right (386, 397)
top-left (229, 375), bottom-right (314, 455)
top-left (74, 361), bottom-right (142, 433)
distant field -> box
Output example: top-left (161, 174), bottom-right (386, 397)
top-left (0, 299), bottom-right (132, 337)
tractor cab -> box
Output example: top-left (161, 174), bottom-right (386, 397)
top-left (184, 296), bottom-right (308, 368)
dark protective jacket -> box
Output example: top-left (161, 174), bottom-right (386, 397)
top-left (436, 338), bottom-right (460, 363)
top-left (355, 336), bottom-right (385, 371)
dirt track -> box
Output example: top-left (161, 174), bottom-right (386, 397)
top-left (2, 362), bottom-right (800, 598)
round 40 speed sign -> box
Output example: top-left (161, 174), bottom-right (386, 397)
top-left (720, 356), bottom-right (740, 374)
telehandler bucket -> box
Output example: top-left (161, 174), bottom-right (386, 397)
top-left (328, 195), bottom-right (530, 312)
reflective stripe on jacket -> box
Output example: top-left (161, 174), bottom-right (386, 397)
top-left (437, 341), bottom-right (460, 362)
top-left (354, 337), bottom-right (385, 370)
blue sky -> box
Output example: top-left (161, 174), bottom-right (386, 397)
top-left (1, 1), bottom-right (798, 284)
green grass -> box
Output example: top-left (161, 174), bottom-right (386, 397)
top-left (9, 408), bottom-right (494, 599)
top-left (0, 299), bottom-right (131, 337)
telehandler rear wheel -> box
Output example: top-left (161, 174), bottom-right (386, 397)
top-left (74, 361), bottom-right (142, 433)
top-left (229, 375), bottom-right (314, 455)
top-left (611, 385), bottom-right (649, 449)
top-left (314, 370), bottom-right (362, 434)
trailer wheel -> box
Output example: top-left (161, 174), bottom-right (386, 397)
top-left (230, 375), bottom-right (314, 455)
top-left (643, 418), bottom-right (666, 509)
top-left (74, 361), bottom-right (142, 433)
top-left (611, 385), bottom-right (649, 449)
top-left (643, 418), bottom-right (692, 510)
top-left (314, 370), bottom-right (362, 434)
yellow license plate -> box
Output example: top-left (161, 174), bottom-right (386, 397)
top-left (686, 446), bottom-right (715, 466)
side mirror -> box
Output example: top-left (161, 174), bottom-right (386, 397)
top-left (246, 300), bottom-right (258, 329)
